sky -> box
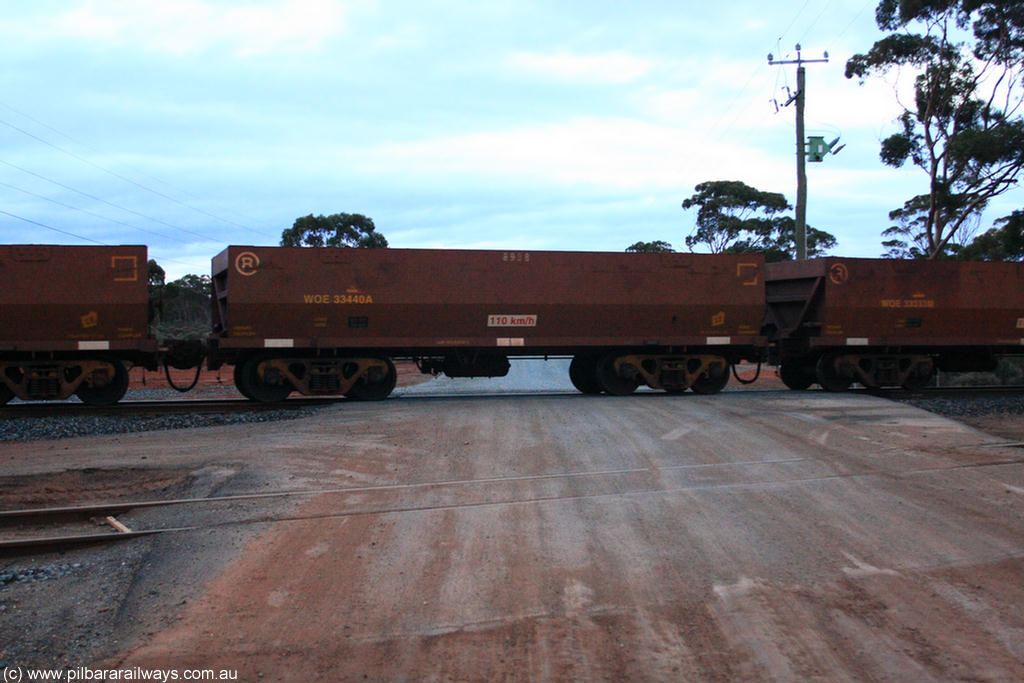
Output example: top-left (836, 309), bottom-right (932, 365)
top-left (1, 0), bottom-right (1020, 280)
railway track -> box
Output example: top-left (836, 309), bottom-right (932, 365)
top-left (0, 490), bottom-right (308, 558)
top-left (876, 384), bottom-right (1024, 397)
top-left (5, 447), bottom-right (1024, 558)
top-left (3, 384), bottom-right (1022, 415)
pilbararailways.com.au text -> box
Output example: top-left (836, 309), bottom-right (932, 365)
top-left (5, 667), bottom-right (238, 682)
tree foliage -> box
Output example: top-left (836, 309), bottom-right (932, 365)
top-left (148, 267), bottom-right (212, 340)
top-left (681, 180), bottom-right (836, 261)
top-left (147, 259), bottom-right (165, 289)
top-left (847, 0), bottom-right (1024, 258)
top-left (956, 209), bottom-right (1024, 259)
top-left (163, 273), bottom-right (212, 299)
top-left (626, 240), bottom-right (675, 253)
top-left (280, 213), bottom-right (388, 248)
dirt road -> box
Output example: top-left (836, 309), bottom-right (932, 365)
top-left (3, 361), bottom-right (1024, 681)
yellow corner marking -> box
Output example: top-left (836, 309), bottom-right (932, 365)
top-left (736, 262), bottom-right (759, 285)
top-left (111, 255), bottom-right (138, 282)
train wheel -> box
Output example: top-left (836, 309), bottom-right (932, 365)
top-left (779, 362), bottom-right (815, 390)
top-left (569, 355), bottom-right (603, 394)
top-left (816, 353), bottom-right (852, 392)
top-left (75, 358), bottom-right (129, 405)
top-left (596, 354), bottom-right (640, 396)
top-left (690, 364), bottom-right (730, 395)
top-left (902, 359), bottom-right (934, 391)
top-left (0, 382), bottom-right (13, 405)
top-left (345, 358), bottom-right (397, 401)
top-left (239, 356), bottom-right (292, 403)
top-left (233, 363), bottom-right (256, 400)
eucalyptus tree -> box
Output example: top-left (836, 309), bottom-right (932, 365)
top-left (957, 209), bottom-right (1024, 260)
top-left (625, 240), bottom-right (675, 253)
top-left (281, 212), bottom-right (388, 248)
top-left (681, 180), bottom-right (835, 261)
top-left (846, 0), bottom-right (1024, 258)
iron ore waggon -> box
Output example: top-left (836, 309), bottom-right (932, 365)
top-left (765, 257), bottom-right (1024, 391)
top-left (207, 246), bottom-right (767, 401)
top-left (4, 243), bottom-right (1023, 404)
top-left (0, 244), bottom-right (157, 405)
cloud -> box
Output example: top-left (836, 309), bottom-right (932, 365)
top-left (504, 50), bottom-right (654, 84)
top-left (360, 115), bottom-right (788, 195)
top-left (47, 0), bottom-right (351, 56)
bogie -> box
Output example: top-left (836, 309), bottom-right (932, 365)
top-left (232, 354), bottom-right (398, 402)
top-left (0, 358), bottom-right (130, 404)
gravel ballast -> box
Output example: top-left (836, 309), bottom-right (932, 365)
top-left (3, 370), bottom-right (1022, 442)
top-left (0, 406), bottom-right (328, 443)
top-left (898, 392), bottom-right (1024, 419)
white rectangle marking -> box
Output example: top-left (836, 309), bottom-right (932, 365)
top-left (77, 341), bottom-right (110, 351)
top-left (264, 338), bottom-right (294, 348)
top-left (706, 336), bottom-right (731, 345)
top-left (496, 338), bottom-right (525, 347)
top-left (846, 337), bottom-right (869, 346)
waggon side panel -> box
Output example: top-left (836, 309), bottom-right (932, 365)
top-left (0, 245), bottom-right (156, 352)
top-left (766, 257), bottom-right (1024, 349)
top-left (212, 247), bottom-right (766, 353)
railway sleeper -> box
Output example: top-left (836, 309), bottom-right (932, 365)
top-left (0, 359), bottom-right (128, 404)
top-left (820, 353), bottom-right (934, 390)
top-left (615, 354), bottom-right (730, 394)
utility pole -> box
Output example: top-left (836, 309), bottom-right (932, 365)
top-left (768, 45), bottom-right (828, 260)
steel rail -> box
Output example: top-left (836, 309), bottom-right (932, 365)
top-left (4, 449), bottom-right (1024, 557)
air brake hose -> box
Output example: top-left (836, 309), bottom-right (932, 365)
top-left (164, 359), bottom-right (203, 392)
top-left (731, 362), bottom-right (761, 385)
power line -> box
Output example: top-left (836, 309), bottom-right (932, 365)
top-left (778, 0), bottom-right (814, 45)
top-left (797, 0), bottom-right (840, 47)
top-left (837, 0), bottom-right (876, 40)
top-left (0, 208), bottom-right (107, 245)
top-left (0, 208), bottom-right (204, 270)
top-left (0, 101), bottom-right (279, 237)
top-left (0, 179), bottom-right (188, 244)
top-left (706, 0), bottom-right (827, 145)
top-left (0, 158), bottom-right (213, 242)
top-left (0, 115), bottom-right (276, 240)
